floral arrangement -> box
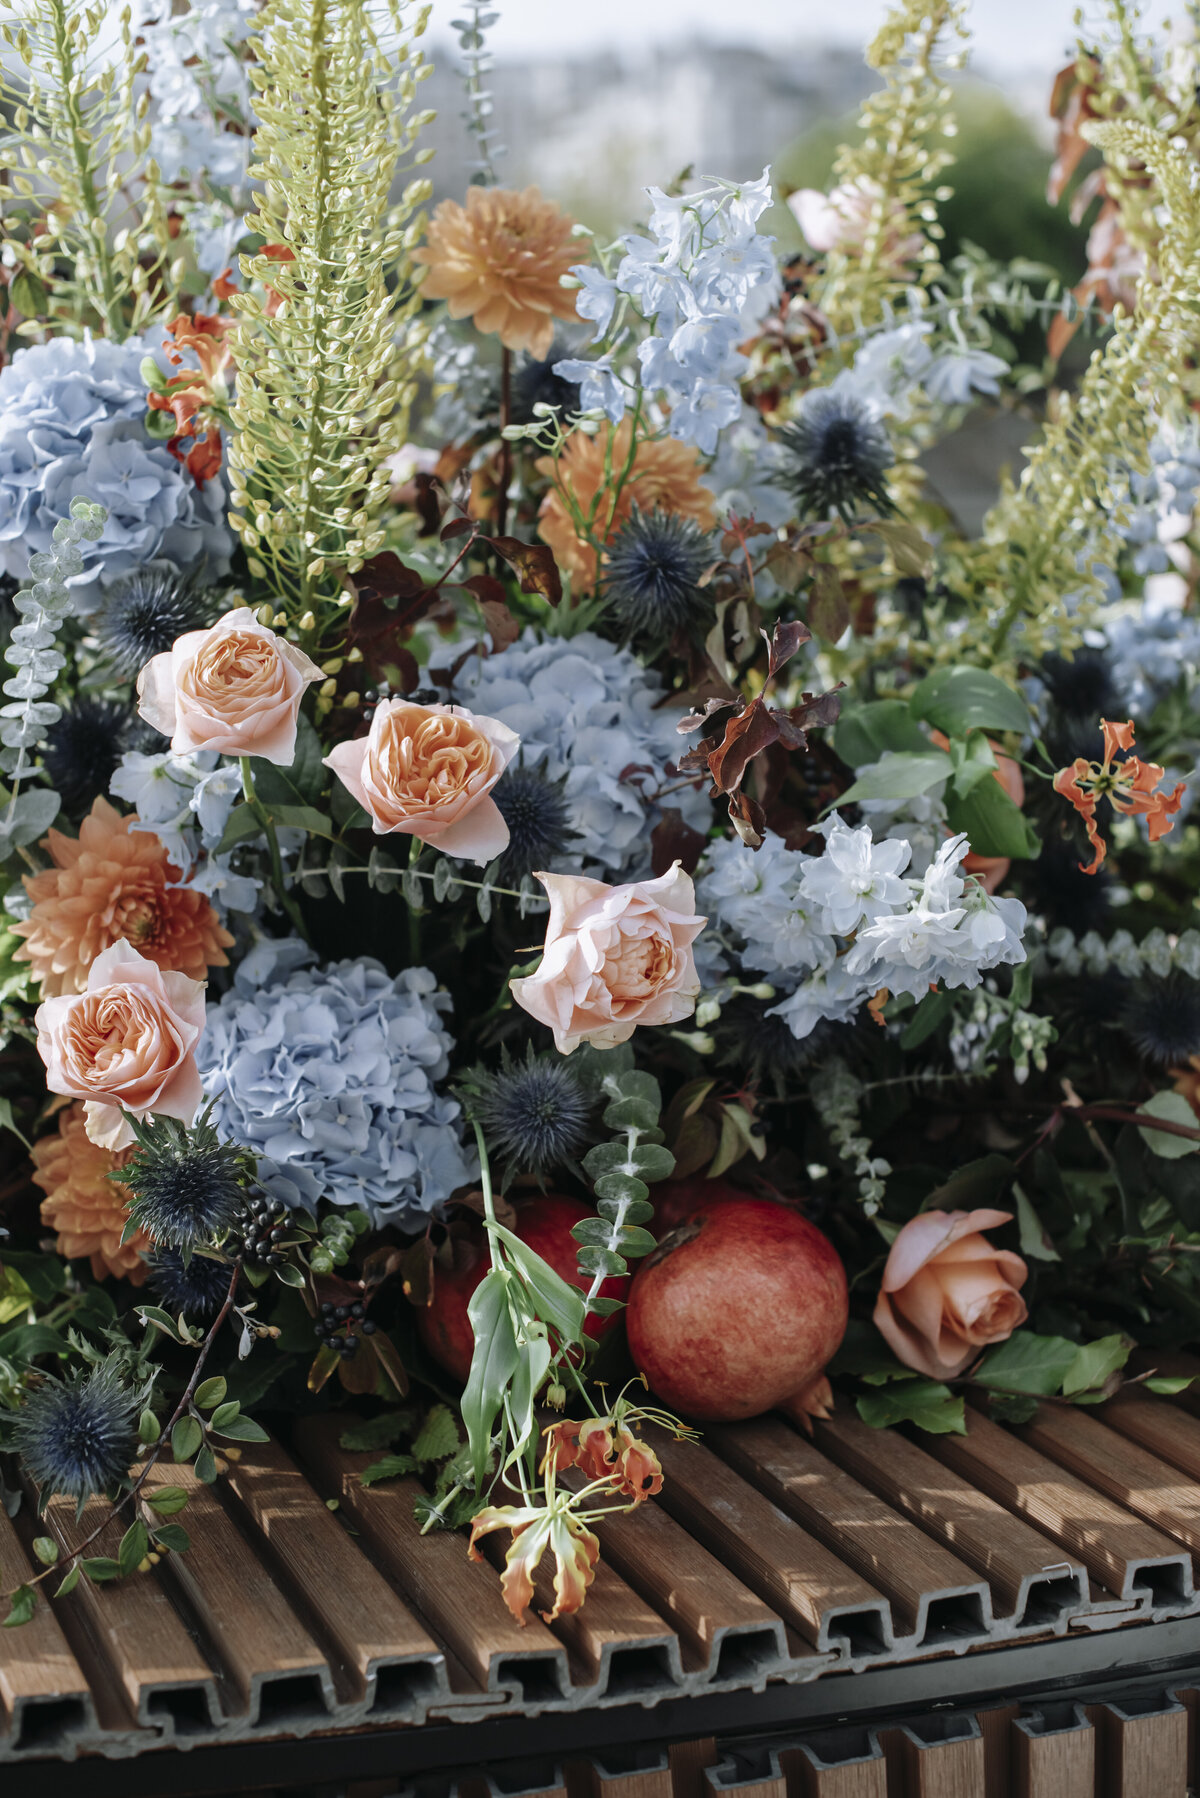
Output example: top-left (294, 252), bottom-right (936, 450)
top-left (1, 0), bottom-right (1200, 1632)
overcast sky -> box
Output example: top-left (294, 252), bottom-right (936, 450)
top-left (428, 0), bottom-right (1169, 77)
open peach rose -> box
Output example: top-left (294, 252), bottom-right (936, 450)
top-left (35, 940), bottom-right (207, 1152)
top-left (323, 698), bottom-right (520, 864)
top-left (874, 1208), bottom-right (1028, 1381)
top-left (511, 865), bottom-right (705, 1054)
top-left (137, 606), bottom-right (322, 765)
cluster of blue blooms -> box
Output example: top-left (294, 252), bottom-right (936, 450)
top-left (0, 335), bottom-right (232, 610)
top-left (557, 172), bottom-right (780, 454)
top-left (197, 940), bottom-right (474, 1229)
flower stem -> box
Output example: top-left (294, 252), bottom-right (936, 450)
top-left (407, 834), bottom-right (423, 965)
top-left (496, 346), bottom-right (512, 536)
top-left (239, 757), bottom-right (312, 945)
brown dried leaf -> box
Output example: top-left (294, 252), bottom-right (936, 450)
top-left (808, 562), bottom-right (850, 641)
top-left (488, 535), bottom-right (563, 607)
top-left (650, 808), bottom-right (707, 877)
top-left (764, 617), bottom-right (812, 677)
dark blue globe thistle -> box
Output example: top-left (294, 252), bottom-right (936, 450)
top-left (1121, 973), bottom-right (1200, 1068)
top-left (604, 507), bottom-right (716, 640)
top-left (94, 564), bottom-right (211, 681)
top-left (42, 697), bottom-right (133, 814)
top-left (465, 1047), bottom-right (594, 1180)
top-left (1024, 837), bottom-right (1114, 935)
top-left (777, 391), bottom-right (895, 522)
top-left (491, 759), bottom-right (577, 885)
top-left (151, 1248), bottom-right (234, 1319)
top-left (511, 340), bottom-right (582, 425)
top-left (11, 1364), bottom-right (139, 1502)
top-left (1040, 648), bottom-right (1124, 722)
top-left (717, 998), bottom-right (858, 1093)
top-left (120, 1113), bottom-right (246, 1250)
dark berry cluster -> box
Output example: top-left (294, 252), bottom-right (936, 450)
top-left (234, 1195), bottom-right (289, 1267)
top-left (313, 1299), bottom-right (377, 1358)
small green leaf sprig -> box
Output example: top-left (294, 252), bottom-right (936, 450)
top-left (573, 1067), bottom-right (676, 1323)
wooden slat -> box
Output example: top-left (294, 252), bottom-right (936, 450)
top-left (564, 1749), bottom-right (672, 1798)
top-left (140, 1460), bottom-right (336, 1726)
top-left (1103, 1386), bottom-right (1200, 1482)
top-left (1020, 1400), bottom-right (1200, 1562)
top-left (923, 1407), bottom-right (1193, 1609)
top-left (1097, 1696), bottom-right (1188, 1798)
top-left (220, 1436), bottom-right (447, 1719)
top-left (1012, 1709), bottom-right (1095, 1798)
top-left (710, 1418), bottom-right (991, 1645)
top-left (781, 1738), bottom-right (887, 1798)
top-left (813, 1412), bottom-right (1088, 1629)
top-left (39, 1488), bottom-right (220, 1736)
top-left (897, 1721), bottom-right (986, 1798)
top-left (979, 1704), bottom-right (1019, 1798)
top-left (647, 1431), bottom-right (893, 1657)
top-left (293, 1414), bottom-right (571, 1705)
top-left (668, 1736), bottom-right (719, 1798)
top-left (0, 1508), bottom-right (93, 1755)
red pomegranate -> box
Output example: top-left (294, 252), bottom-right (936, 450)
top-left (626, 1198), bottom-right (848, 1422)
top-left (416, 1195), bottom-right (629, 1384)
top-left (651, 1175), bottom-right (728, 1238)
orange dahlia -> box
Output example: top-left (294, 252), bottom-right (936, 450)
top-left (413, 186), bottom-right (580, 359)
top-left (13, 796), bottom-right (232, 997)
top-left (536, 420), bottom-right (717, 590)
top-left (31, 1102), bottom-right (150, 1284)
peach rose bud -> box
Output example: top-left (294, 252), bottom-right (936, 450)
top-left (35, 939), bottom-right (207, 1153)
top-left (323, 698), bottom-right (520, 865)
top-left (511, 864), bottom-right (706, 1055)
top-left (137, 605), bottom-right (323, 765)
top-left (873, 1208), bottom-right (1028, 1382)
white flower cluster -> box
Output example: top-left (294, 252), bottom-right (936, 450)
top-left (450, 628), bottom-right (711, 878)
top-left (697, 816), bottom-right (1027, 1042)
top-left (1100, 572), bottom-right (1200, 716)
top-left (109, 748), bottom-right (258, 914)
top-left (948, 987), bottom-right (1053, 1086)
top-left (830, 317), bottom-right (1007, 422)
top-left (558, 171), bottom-right (781, 454)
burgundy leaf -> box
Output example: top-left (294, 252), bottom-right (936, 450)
top-left (764, 617), bottom-right (812, 679)
top-left (726, 788), bottom-right (766, 849)
top-left (651, 809), bottom-right (708, 877)
top-left (709, 698), bottom-right (782, 795)
top-left (414, 472), bottom-right (445, 536)
top-left (487, 534), bottom-right (563, 607)
top-left (441, 515), bottom-right (477, 542)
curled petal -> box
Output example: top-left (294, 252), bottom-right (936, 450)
top-left (543, 1514), bottom-right (600, 1623)
top-left (613, 1436), bottom-right (664, 1502)
top-left (1100, 718), bottom-right (1136, 762)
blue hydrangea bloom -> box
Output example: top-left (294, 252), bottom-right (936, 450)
top-left (0, 333), bottom-right (232, 610)
top-left (450, 628), bottom-right (712, 878)
top-left (197, 943), bottom-right (474, 1228)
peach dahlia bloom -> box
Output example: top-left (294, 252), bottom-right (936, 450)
top-left (13, 797), bottom-right (232, 997)
top-left (414, 186), bottom-right (580, 359)
top-left (537, 420), bottom-right (717, 591)
top-left (31, 1102), bottom-right (150, 1284)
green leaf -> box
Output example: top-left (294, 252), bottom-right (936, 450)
top-left (0, 1098), bottom-right (30, 1150)
top-left (834, 700), bottom-right (929, 768)
top-left (869, 518), bottom-right (930, 576)
top-left (900, 988), bottom-right (954, 1049)
top-left (360, 1454), bottom-right (418, 1488)
top-left (0, 1321), bottom-right (69, 1363)
top-left (1137, 1091), bottom-right (1200, 1159)
top-left (10, 267), bottom-right (48, 316)
top-left (272, 1261), bottom-right (307, 1288)
top-left (194, 1377), bottom-right (227, 1411)
top-left (486, 1221), bottom-right (587, 1345)
top-left (4, 787), bottom-right (60, 849)
top-left (3, 1585), bottom-right (35, 1627)
top-left (171, 1416), bottom-right (203, 1463)
top-left (119, 1521), bottom-right (149, 1578)
top-left (588, 1295), bottom-right (625, 1317)
top-left (1062, 1333), bottom-right (1132, 1398)
top-left (411, 1404), bottom-right (461, 1465)
top-left (602, 1097), bottom-right (660, 1133)
top-left (921, 1155), bottom-right (1014, 1212)
top-left (151, 1524), bottom-right (190, 1555)
top-left (214, 803), bottom-right (266, 855)
top-left (209, 1400), bottom-right (240, 1429)
top-left (137, 1409), bottom-right (161, 1445)
top-left (81, 1557), bottom-right (122, 1583)
top-left (1144, 1375), bottom-right (1197, 1395)
top-left (339, 1411), bottom-right (410, 1452)
top-left (574, 1244), bottom-right (628, 1280)
top-left (210, 1413), bottom-right (269, 1442)
top-left (973, 1330), bottom-right (1078, 1396)
top-left (194, 1446), bottom-right (218, 1484)
top-left (856, 1381), bottom-right (966, 1434)
top-left (55, 1564), bottom-right (80, 1598)
top-left (137, 1305), bottom-right (184, 1341)
top-left (948, 729), bottom-right (998, 798)
top-left (829, 1318), bottom-right (918, 1382)
top-left (460, 1269), bottom-right (520, 1488)
top-left (909, 666), bottom-right (1029, 736)
top-left (1013, 1183), bottom-right (1060, 1262)
top-left (31, 1536), bottom-right (58, 1566)
top-left (835, 751), bottom-right (953, 807)
top-left (249, 714), bottom-right (325, 808)
top-left (266, 804), bottom-right (339, 840)
top-left (945, 775), bottom-right (1039, 860)
top-left (145, 1486), bottom-right (188, 1516)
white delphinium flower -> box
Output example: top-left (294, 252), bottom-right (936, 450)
top-left (798, 814), bottom-right (912, 936)
top-left (697, 831), bottom-right (832, 978)
top-left (923, 345), bottom-right (1008, 406)
top-left (110, 748), bottom-right (253, 909)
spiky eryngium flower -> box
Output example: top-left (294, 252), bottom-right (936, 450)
top-left (462, 1045), bottom-right (594, 1183)
top-left (228, 0), bottom-right (434, 633)
top-left (95, 566), bottom-right (212, 681)
top-left (11, 1363), bottom-right (140, 1502)
top-left (119, 1110), bottom-right (246, 1249)
top-left (604, 507), bottom-right (716, 641)
top-left (151, 1247), bottom-right (234, 1318)
top-left (41, 698), bottom-right (133, 814)
top-left (491, 760), bottom-right (576, 886)
top-left (971, 123), bottom-right (1200, 668)
top-left (0, 0), bottom-right (180, 337)
top-left (777, 392), bottom-right (895, 524)
top-left (815, 0), bottom-right (967, 330)
top-left (1121, 973), bottom-right (1200, 1068)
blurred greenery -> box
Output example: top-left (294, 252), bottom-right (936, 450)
top-left (776, 81), bottom-right (1090, 282)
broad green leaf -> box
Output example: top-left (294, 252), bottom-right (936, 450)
top-left (55, 1565), bottom-right (80, 1597)
top-left (81, 1557), bottom-right (122, 1582)
top-left (3, 1585), bottom-right (35, 1627)
top-left (1137, 1091), bottom-right (1200, 1160)
top-left (194, 1377), bottom-right (227, 1411)
top-left (910, 666), bottom-right (1029, 736)
top-left (138, 1409), bottom-right (161, 1445)
top-left (973, 1330), bottom-right (1077, 1396)
top-left (214, 803), bottom-right (265, 855)
top-left (948, 729), bottom-right (998, 798)
top-left (945, 774), bottom-right (1039, 860)
top-left (249, 714), bottom-right (325, 808)
top-left (266, 804), bottom-right (340, 840)
top-left (835, 751), bottom-right (953, 807)
top-left (1062, 1333), bottom-right (1132, 1397)
top-left (340, 1411), bottom-right (410, 1452)
top-left (834, 700), bottom-right (929, 768)
top-left (145, 1487), bottom-right (189, 1516)
top-left (194, 1446), bottom-right (218, 1484)
top-left (171, 1416), bottom-right (203, 1463)
top-left (460, 1269), bottom-right (520, 1488)
top-left (151, 1524), bottom-right (190, 1555)
top-left (360, 1454), bottom-right (418, 1488)
top-left (210, 1413), bottom-right (269, 1442)
top-left (1013, 1183), bottom-right (1060, 1262)
top-left (118, 1521), bottom-right (149, 1577)
top-left (1144, 1375), bottom-right (1197, 1395)
top-left (0, 1321), bottom-right (69, 1363)
top-left (0, 1098), bottom-right (30, 1150)
top-left (31, 1536), bottom-right (58, 1566)
top-left (868, 517), bottom-right (931, 576)
top-left (900, 988), bottom-right (954, 1049)
top-left (485, 1221), bottom-right (587, 1345)
top-left (5, 788), bottom-right (60, 849)
top-left (921, 1155), bottom-right (1014, 1212)
top-left (411, 1404), bottom-right (460, 1465)
top-left (856, 1381), bottom-right (966, 1434)
top-left (209, 1400), bottom-right (240, 1428)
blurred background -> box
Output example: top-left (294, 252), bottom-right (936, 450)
top-left (420, 0), bottom-right (1171, 280)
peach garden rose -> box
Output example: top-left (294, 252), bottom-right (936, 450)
top-left (511, 864), bottom-right (706, 1054)
top-left (323, 698), bottom-right (520, 865)
top-left (35, 940), bottom-right (207, 1153)
top-left (137, 605), bottom-right (323, 765)
top-left (873, 1208), bottom-right (1028, 1381)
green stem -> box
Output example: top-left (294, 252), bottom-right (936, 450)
top-left (239, 757), bottom-right (312, 945)
top-left (407, 835), bottom-right (423, 966)
top-left (51, 0), bottom-right (122, 338)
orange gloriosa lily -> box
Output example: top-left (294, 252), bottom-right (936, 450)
top-left (147, 312), bottom-right (234, 487)
top-left (542, 1414), bottom-right (664, 1501)
top-left (1052, 719), bottom-right (1186, 875)
top-left (468, 1489), bottom-right (600, 1626)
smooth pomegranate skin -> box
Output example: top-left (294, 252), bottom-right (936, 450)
top-left (416, 1194), bottom-right (629, 1384)
top-left (626, 1197), bottom-right (848, 1422)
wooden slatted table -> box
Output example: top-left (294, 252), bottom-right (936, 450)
top-left (8, 1388), bottom-right (1200, 1795)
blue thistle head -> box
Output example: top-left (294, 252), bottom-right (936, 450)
top-left (717, 998), bottom-right (858, 1094)
top-left (1121, 973), bottom-right (1200, 1068)
top-left (42, 697), bottom-right (134, 814)
top-left (94, 564), bottom-right (212, 681)
top-left (604, 506), bottom-right (715, 641)
top-left (150, 1248), bottom-right (233, 1319)
top-left (491, 758), bottom-right (577, 885)
top-left (11, 1364), bottom-right (139, 1502)
top-left (120, 1111), bottom-right (246, 1250)
top-left (464, 1046), bottom-right (594, 1182)
top-left (777, 390), bottom-right (895, 522)
top-left (511, 339), bottom-right (582, 425)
